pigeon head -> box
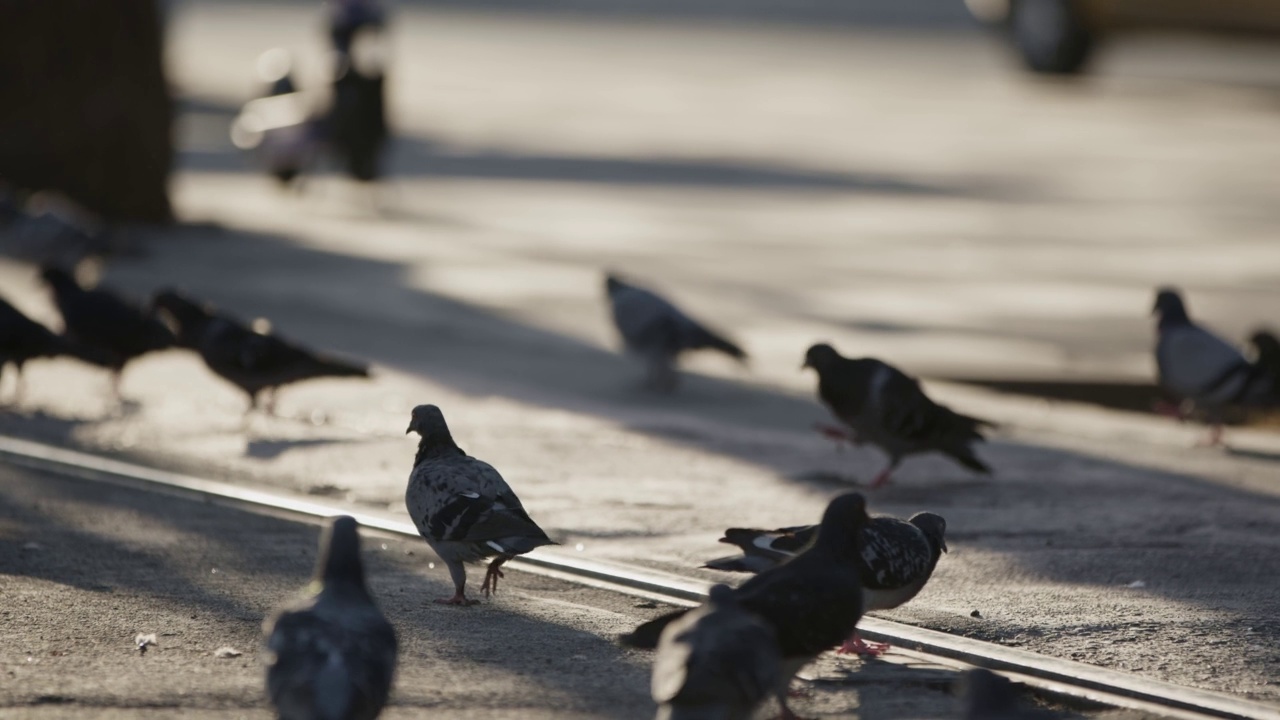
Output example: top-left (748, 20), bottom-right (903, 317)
top-left (1152, 287), bottom-right (1190, 327)
top-left (406, 404), bottom-right (449, 436)
top-left (604, 273), bottom-right (628, 297)
top-left (908, 512), bottom-right (948, 554)
top-left (802, 343), bottom-right (842, 372)
top-left (813, 492), bottom-right (868, 558)
top-left (1250, 330), bottom-right (1280, 369)
top-left (315, 515), bottom-right (368, 593)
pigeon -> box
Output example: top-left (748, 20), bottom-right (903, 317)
top-left (327, 0), bottom-right (389, 183)
top-left (604, 273), bottom-right (746, 391)
top-left (651, 583), bottom-right (782, 720)
top-left (0, 295), bottom-right (114, 402)
top-left (1249, 330), bottom-right (1280, 397)
top-left (622, 493), bottom-right (869, 720)
top-left (703, 510), bottom-right (947, 656)
top-left (803, 343), bottom-right (992, 487)
top-left (0, 192), bottom-right (111, 266)
top-left (1152, 288), bottom-right (1274, 445)
top-left (263, 515), bottom-right (398, 720)
top-left (959, 669), bottom-right (1059, 720)
top-left (40, 266), bottom-right (175, 401)
top-left (151, 289), bottom-right (369, 415)
top-left (404, 404), bottom-right (555, 605)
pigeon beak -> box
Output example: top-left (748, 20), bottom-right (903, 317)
top-left (405, 423), bottom-right (413, 435)
top-left (801, 360), bottom-right (811, 370)
top-left (941, 539), bottom-right (949, 553)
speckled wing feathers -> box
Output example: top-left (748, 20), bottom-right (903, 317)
top-left (406, 453), bottom-right (551, 558)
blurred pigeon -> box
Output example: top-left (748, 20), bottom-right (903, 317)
top-left (604, 273), bottom-right (746, 391)
top-left (1152, 288), bottom-right (1274, 445)
top-left (652, 583), bottom-right (781, 720)
top-left (803, 343), bottom-right (991, 487)
top-left (330, 0), bottom-right (386, 56)
top-left (1249, 330), bottom-right (1280, 396)
top-left (253, 49), bottom-right (318, 186)
top-left (0, 192), bottom-right (112, 266)
top-left (404, 404), bottom-right (555, 605)
top-left (40, 266), bottom-right (174, 401)
top-left (263, 515), bottom-right (397, 720)
top-left (622, 493), bottom-right (869, 720)
top-left (0, 295), bottom-right (114, 402)
top-left (959, 669), bottom-right (1059, 720)
top-left (704, 510), bottom-right (947, 656)
top-left (151, 289), bottom-right (369, 415)
top-left (327, 0), bottom-right (389, 183)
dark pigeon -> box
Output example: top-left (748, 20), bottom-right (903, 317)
top-left (959, 669), bottom-right (1061, 720)
top-left (622, 493), bottom-right (869, 720)
top-left (151, 289), bottom-right (369, 415)
top-left (404, 404), bottom-right (555, 605)
top-left (327, 0), bottom-right (389, 182)
top-left (604, 273), bottom-right (746, 392)
top-left (263, 515), bottom-right (398, 720)
top-left (1153, 288), bottom-right (1274, 445)
top-left (40, 266), bottom-right (175, 400)
top-left (704, 510), bottom-right (947, 655)
top-left (803, 343), bottom-right (992, 487)
top-left (0, 295), bottom-right (114, 402)
top-left (652, 584), bottom-right (781, 720)
top-left (1249, 330), bottom-right (1280, 399)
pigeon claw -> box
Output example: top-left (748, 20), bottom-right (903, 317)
top-left (481, 558), bottom-right (509, 597)
top-left (1152, 400), bottom-right (1188, 421)
top-left (813, 423), bottom-right (860, 451)
top-left (836, 633), bottom-right (891, 657)
top-left (869, 468), bottom-right (894, 489)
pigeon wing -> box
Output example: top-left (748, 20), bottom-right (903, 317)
top-left (860, 518), bottom-right (932, 590)
top-left (1157, 323), bottom-right (1250, 403)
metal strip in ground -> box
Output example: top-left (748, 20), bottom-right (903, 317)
top-left (0, 434), bottom-right (1275, 720)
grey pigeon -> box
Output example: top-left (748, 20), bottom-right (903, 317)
top-left (703, 510), bottom-right (947, 656)
top-left (1153, 288), bottom-right (1274, 445)
top-left (803, 343), bottom-right (991, 487)
top-left (604, 273), bottom-right (746, 391)
top-left (263, 515), bottom-right (398, 720)
top-left (622, 493), bottom-right (869, 720)
top-left (652, 584), bottom-right (781, 720)
top-left (404, 404), bottom-right (555, 605)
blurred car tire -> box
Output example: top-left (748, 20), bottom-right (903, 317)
top-left (1011, 0), bottom-right (1094, 74)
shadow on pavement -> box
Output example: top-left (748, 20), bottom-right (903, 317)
top-left (4, 217), bottom-right (1280, 694)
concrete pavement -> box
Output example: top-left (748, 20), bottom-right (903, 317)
top-left (1, 464), bottom-right (1097, 719)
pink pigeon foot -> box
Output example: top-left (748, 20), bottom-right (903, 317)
top-left (837, 633), bottom-right (891, 657)
top-left (481, 557), bottom-right (509, 597)
top-left (1152, 400), bottom-right (1186, 421)
top-left (813, 422), bottom-right (860, 446)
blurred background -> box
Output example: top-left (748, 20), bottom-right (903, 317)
top-left (4, 0), bottom-right (1280, 412)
